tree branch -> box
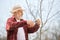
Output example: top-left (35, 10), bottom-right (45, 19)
top-left (40, 0), bottom-right (43, 21)
top-left (25, 0), bottom-right (36, 20)
top-left (44, 0), bottom-right (54, 26)
top-left (44, 10), bottom-right (60, 26)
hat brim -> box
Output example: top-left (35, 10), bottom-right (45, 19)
top-left (11, 8), bottom-right (24, 13)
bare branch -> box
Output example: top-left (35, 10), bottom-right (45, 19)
top-left (44, 0), bottom-right (54, 26)
top-left (35, 0), bottom-right (40, 18)
top-left (48, 11), bottom-right (60, 21)
top-left (39, 0), bottom-right (44, 40)
top-left (40, 0), bottom-right (43, 20)
top-left (44, 11), bottom-right (60, 26)
top-left (25, 0), bottom-right (36, 20)
top-left (39, 0), bottom-right (44, 29)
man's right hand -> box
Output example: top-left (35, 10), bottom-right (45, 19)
top-left (27, 20), bottom-right (35, 28)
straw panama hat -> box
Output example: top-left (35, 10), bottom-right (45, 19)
top-left (11, 5), bottom-right (24, 13)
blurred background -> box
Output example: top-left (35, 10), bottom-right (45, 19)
top-left (0, 0), bottom-right (60, 40)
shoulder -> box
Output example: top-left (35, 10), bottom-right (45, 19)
top-left (7, 16), bottom-right (15, 22)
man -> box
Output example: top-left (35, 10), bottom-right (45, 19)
top-left (6, 5), bottom-right (40, 40)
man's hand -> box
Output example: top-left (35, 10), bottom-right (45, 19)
top-left (27, 20), bottom-right (35, 28)
top-left (35, 19), bottom-right (41, 25)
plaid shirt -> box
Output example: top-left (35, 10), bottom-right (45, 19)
top-left (6, 16), bottom-right (39, 40)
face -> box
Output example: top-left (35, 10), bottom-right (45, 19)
top-left (13, 10), bottom-right (23, 20)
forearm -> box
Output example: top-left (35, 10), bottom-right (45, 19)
top-left (27, 23), bottom-right (39, 33)
top-left (6, 20), bottom-right (27, 31)
top-left (11, 20), bottom-right (27, 28)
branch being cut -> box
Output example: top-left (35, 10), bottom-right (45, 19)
top-left (40, 0), bottom-right (43, 21)
top-left (39, 0), bottom-right (44, 40)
